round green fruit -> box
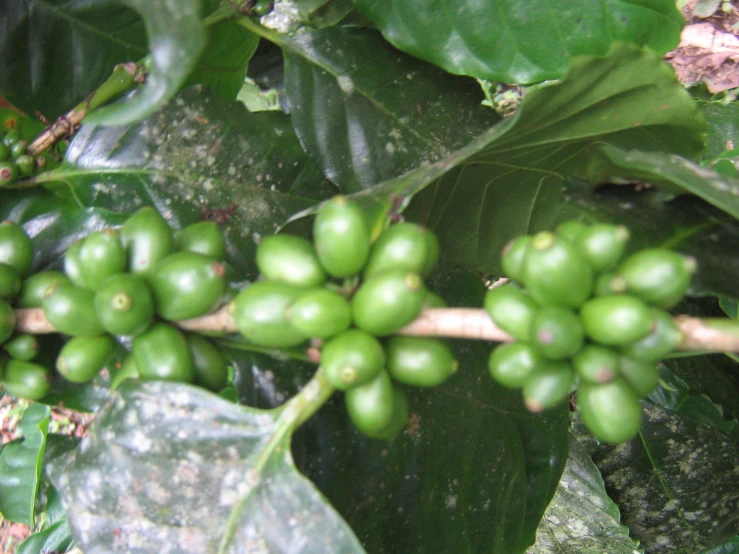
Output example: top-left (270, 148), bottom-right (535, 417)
top-left (94, 273), bottom-right (154, 336)
top-left (132, 323), bottom-right (194, 382)
top-left (0, 263), bottom-right (21, 300)
top-left (0, 142), bottom-right (8, 161)
top-left (593, 272), bottom-right (627, 296)
top-left (56, 335), bottom-right (116, 383)
top-left (17, 271), bottom-right (71, 308)
top-left (577, 378), bottom-right (642, 444)
top-left (530, 306), bottom-right (584, 360)
top-left (0, 221), bottom-right (33, 276)
top-left (618, 356), bottom-right (659, 398)
top-left (0, 161), bottom-right (18, 186)
top-left (487, 342), bottom-right (540, 388)
top-left (352, 270), bottom-right (426, 336)
top-left (523, 232), bottom-right (593, 308)
top-left (573, 344), bottom-right (619, 384)
top-left (484, 283), bottom-right (537, 342)
top-left (363, 222), bottom-right (439, 278)
top-left (79, 229), bottom-right (127, 290)
top-left (286, 288), bottom-right (351, 339)
top-left (617, 249), bottom-right (696, 309)
top-left (256, 234), bottom-right (326, 288)
top-left (313, 196), bottom-right (370, 278)
top-left (0, 300), bottom-right (16, 344)
top-left (42, 284), bottom-right (105, 336)
top-left (5, 334), bottom-right (39, 361)
top-left (9, 140), bottom-right (27, 159)
top-left (345, 370), bottom-right (396, 437)
top-left (621, 309), bottom-right (681, 362)
top-left (386, 336), bottom-right (457, 388)
top-left (120, 207), bottom-right (174, 277)
top-left (575, 224), bottom-right (629, 272)
top-left (371, 388), bottom-right (409, 440)
top-left (501, 235), bottom-right (531, 283)
top-left (230, 281), bottom-right (304, 347)
top-left (2, 360), bottom-right (52, 400)
top-left (63, 239), bottom-right (87, 288)
top-left (150, 252), bottom-right (226, 321)
top-left (14, 155), bottom-right (35, 177)
top-left (175, 221), bottom-right (226, 260)
top-left (2, 130), bottom-right (20, 146)
top-left (555, 220), bottom-right (588, 242)
top-left (186, 333), bottom-right (229, 392)
top-left (523, 361), bottom-right (575, 413)
top-left (580, 295), bottom-right (652, 346)
top-left (422, 290), bottom-right (447, 309)
top-left (321, 329), bottom-right (385, 390)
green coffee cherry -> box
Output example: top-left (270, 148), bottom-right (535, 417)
top-left (0, 161), bottom-right (18, 186)
top-left (618, 356), bottom-right (659, 398)
top-left (0, 142), bottom-right (8, 161)
top-left (523, 361), bottom-right (575, 413)
top-left (94, 273), bottom-right (154, 336)
top-left (352, 270), bottom-right (426, 336)
top-left (0, 263), bottom-right (21, 300)
top-left (150, 252), bottom-right (226, 321)
top-left (484, 283), bottom-right (537, 342)
top-left (63, 239), bottom-right (87, 288)
top-left (313, 196), bottom-right (370, 278)
top-left (386, 336), bottom-right (457, 388)
top-left (0, 300), bottom-right (16, 345)
top-left (120, 207), bottom-right (173, 277)
top-left (593, 272), bottom-right (627, 296)
top-left (372, 388), bottom-right (409, 440)
top-left (56, 335), bottom-right (116, 383)
top-left (364, 223), bottom-right (439, 278)
top-left (175, 221), bottom-right (226, 260)
top-left (2, 360), bottom-right (52, 400)
top-left (617, 249), bottom-right (696, 309)
top-left (230, 281), bottom-right (305, 347)
top-left (422, 290), bottom-right (447, 309)
top-left (573, 345), bottom-right (619, 384)
top-left (622, 309), bottom-right (681, 362)
top-left (132, 323), bottom-right (194, 382)
top-left (186, 333), bottom-right (229, 392)
top-left (577, 378), bottom-right (642, 443)
top-left (18, 271), bottom-right (71, 308)
top-left (580, 295), bottom-right (652, 346)
top-left (9, 140), bottom-right (27, 159)
top-left (5, 334), bottom-right (39, 361)
top-left (555, 220), bottom-right (588, 242)
top-left (345, 370), bottom-right (396, 437)
top-left (488, 342), bottom-right (540, 388)
top-left (111, 354), bottom-right (139, 390)
top-left (256, 235), bottom-right (326, 288)
top-left (2, 130), bottom-right (20, 146)
top-left (286, 288), bottom-right (351, 340)
top-left (0, 221), bottom-right (33, 276)
top-left (530, 306), bottom-right (584, 360)
top-left (501, 235), bottom-right (531, 283)
top-left (79, 229), bottom-right (127, 290)
top-left (575, 224), bottom-right (629, 272)
top-left (42, 284), bottom-right (105, 336)
top-left (14, 155), bottom-right (35, 177)
top-left (522, 232), bottom-right (593, 308)
top-left (321, 329), bottom-right (385, 390)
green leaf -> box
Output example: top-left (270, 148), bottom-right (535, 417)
top-left (700, 535), bottom-right (739, 554)
top-left (16, 520), bottom-right (75, 554)
top-left (280, 26), bottom-right (498, 191)
top-left (47, 380), bottom-right (365, 553)
top-left (84, 0), bottom-right (206, 126)
top-left (0, 1), bottom-right (148, 119)
top-left (526, 435), bottom-right (640, 554)
top-left (354, 0), bottom-right (684, 84)
top-left (0, 403), bottom-right (51, 526)
top-left (700, 102), bottom-right (739, 161)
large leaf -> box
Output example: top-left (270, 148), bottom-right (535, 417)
top-left (0, 403), bottom-right (51, 526)
top-left (354, 0), bottom-right (684, 84)
top-left (592, 403), bottom-right (739, 553)
top-left (700, 101), bottom-right (739, 161)
top-left (0, 0), bottom-right (148, 119)
top-left (47, 381), bottom-right (365, 553)
top-left (280, 26), bottom-right (498, 191)
top-left (85, 0), bottom-right (206, 125)
top-left (526, 436), bottom-right (640, 554)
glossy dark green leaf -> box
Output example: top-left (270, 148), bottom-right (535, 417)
top-left (526, 435), bottom-right (639, 553)
top-left (37, 86), bottom-right (336, 276)
top-left (84, 0), bottom-right (205, 126)
top-left (564, 182), bottom-right (739, 300)
top-left (0, 402), bottom-right (51, 526)
top-left (47, 380), bottom-right (365, 553)
top-left (282, 26), bottom-right (498, 191)
top-left (591, 403), bottom-right (739, 553)
top-left (294, 0), bottom-right (359, 28)
top-left (700, 101), bottom-right (739, 161)
top-left (355, 0), bottom-right (683, 84)
top-left (16, 484), bottom-right (75, 554)
top-left (0, 1), bottom-right (148, 118)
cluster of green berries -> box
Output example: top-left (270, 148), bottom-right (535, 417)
top-left (0, 124), bottom-right (56, 186)
top-left (486, 220), bottom-right (696, 444)
top-left (229, 196), bottom-right (457, 439)
top-left (0, 209), bottom-right (232, 401)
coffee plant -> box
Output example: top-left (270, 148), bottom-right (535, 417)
top-left (0, 1), bottom-right (738, 553)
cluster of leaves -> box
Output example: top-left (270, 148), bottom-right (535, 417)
top-left (0, 0), bottom-right (738, 553)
